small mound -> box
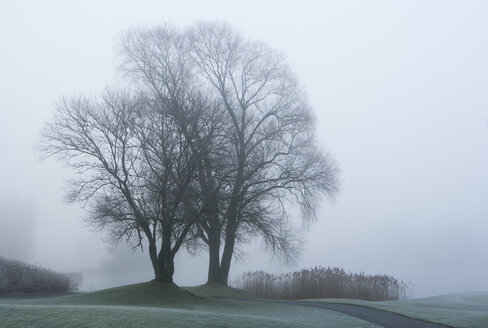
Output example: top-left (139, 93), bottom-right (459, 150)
top-left (44, 281), bottom-right (199, 307)
top-left (185, 283), bottom-right (259, 299)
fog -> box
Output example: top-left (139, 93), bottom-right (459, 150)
top-left (1, 0), bottom-right (487, 298)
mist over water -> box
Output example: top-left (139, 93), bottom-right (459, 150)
top-left (0, 198), bottom-right (36, 262)
top-left (1, 0), bottom-right (488, 298)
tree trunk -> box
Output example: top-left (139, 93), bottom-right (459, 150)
top-left (201, 177), bottom-right (221, 285)
top-left (149, 239), bottom-right (164, 281)
top-left (206, 224), bottom-right (221, 284)
top-left (217, 167), bottom-right (243, 286)
top-left (160, 254), bottom-right (175, 283)
top-left (217, 222), bottom-right (237, 286)
top-left (215, 162), bottom-right (244, 286)
top-left (150, 255), bottom-right (174, 283)
top-left (156, 224), bottom-right (175, 283)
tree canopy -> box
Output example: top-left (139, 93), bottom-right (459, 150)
top-left (40, 22), bottom-right (339, 285)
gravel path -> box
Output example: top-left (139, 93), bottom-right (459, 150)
top-left (281, 300), bottom-right (450, 328)
top-left (230, 298), bottom-right (450, 328)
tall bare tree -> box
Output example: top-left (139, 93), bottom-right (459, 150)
top-left (119, 25), bottom-right (233, 284)
top-left (39, 89), bottom-right (201, 283)
top-left (119, 22), bottom-right (339, 286)
top-left (42, 21), bottom-right (339, 287)
top-left (189, 22), bottom-right (338, 285)
top-left (122, 23), bottom-right (338, 286)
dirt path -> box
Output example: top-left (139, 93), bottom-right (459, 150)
top-left (230, 298), bottom-right (450, 328)
top-left (281, 300), bottom-right (451, 328)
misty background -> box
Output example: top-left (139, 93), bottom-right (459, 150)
top-left (1, 0), bottom-right (487, 298)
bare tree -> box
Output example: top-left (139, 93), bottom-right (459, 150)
top-left (119, 25), bottom-right (233, 284)
top-left (42, 21), bottom-right (339, 287)
top-left (189, 22), bottom-right (339, 285)
top-left (39, 89), bottom-right (201, 283)
top-left (119, 22), bottom-right (338, 286)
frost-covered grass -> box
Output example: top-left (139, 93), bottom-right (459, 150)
top-left (305, 291), bottom-right (488, 328)
top-left (0, 282), bottom-right (379, 328)
top-left (0, 303), bottom-right (380, 328)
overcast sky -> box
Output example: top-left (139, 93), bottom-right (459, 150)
top-left (1, 0), bottom-right (487, 298)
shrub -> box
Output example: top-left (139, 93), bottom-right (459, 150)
top-left (0, 257), bottom-right (79, 295)
top-left (232, 266), bottom-right (409, 301)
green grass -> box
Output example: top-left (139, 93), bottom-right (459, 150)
top-left (304, 291), bottom-right (488, 328)
top-left (184, 282), bottom-right (258, 299)
top-left (39, 281), bottom-right (198, 307)
top-left (0, 282), bottom-right (380, 328)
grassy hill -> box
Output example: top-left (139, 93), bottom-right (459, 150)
top-left (37, 281), bottom-right (257, 307)
top-left (42, 281), bottom-right (198, 307)
top-left (185, 282), bottom-right (258, 299)
top-left (0, 281), bottom-right (379, 328)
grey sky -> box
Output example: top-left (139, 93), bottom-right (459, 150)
top-left (1, 0), bottom-right (487, 298)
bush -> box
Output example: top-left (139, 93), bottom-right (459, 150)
top-left (0, 257), bottom-right (79, 296)
top-left (232, 266), bottom-right (409, 301)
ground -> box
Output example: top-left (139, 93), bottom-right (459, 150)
top-left (0, 282), bottom-right (378, 328)
top-left (2, 282), bottom-right (486, 327)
